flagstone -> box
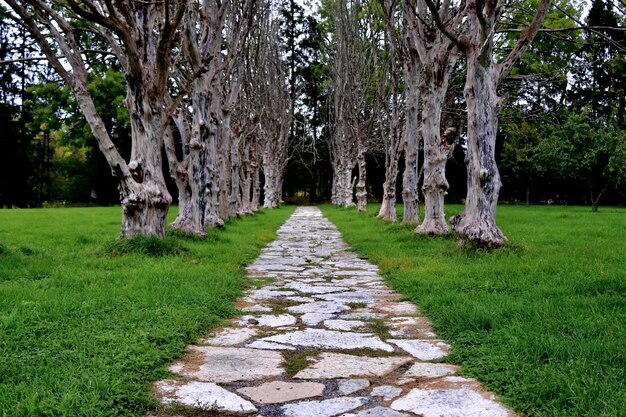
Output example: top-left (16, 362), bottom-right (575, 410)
top-left (247, 340), bottom-right (297, 350)
top-left (237, 381), bottom-right (325, 404)
top-left (376, 302), bottom-right (419, 315)
top-left (168, 346), bottom-right (283, 383)
top-left (281, 397), bottom-right (368, 417)
top-left (371, 385), bottom-right (403, 400)
top-left (390, 388), bottom-right (510, 417)
top-left (288, 301), bottom-right (351, 314)
top-left (155, 380), bottom-right (256, 414)
top-left (294, 353), bottom-right (412, 379)
top-left (340, 406), bottom-right (409, 417)
top-left (300, 312), bottom-right (336, 326)
top-left (240, 304), bottom-right (273, 313)
top-left (259, 329), bottom-right (394, 351)
top-left (200, 327), bottom-right (258, 346)
top-left (389, 339), bottom-right (450, 361)
top-left (403, 362), bottom-right (460, 378)
top-left (237, 314), bottom-right (297, 327)
top-left (324, 319), bottom-right (367, 331)
top-left (248, 289), bottom-right (297, 299)
top-left (337, 379), bottom-right (370, 395)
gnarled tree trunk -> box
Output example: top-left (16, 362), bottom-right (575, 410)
top-left (452, 54), bottom-right (506, 245)
top-left (402, 57), bottom-right (420, 224)
top-left (355, 137), bottom-right (367, 212)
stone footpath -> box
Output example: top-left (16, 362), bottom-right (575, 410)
top-left (154, 207), bottom-right (513, 417)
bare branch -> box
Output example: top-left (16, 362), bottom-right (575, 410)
top-left (423, 0), bottom-right (464, 47)
top-left (497, 0), bottom-right (553, 84)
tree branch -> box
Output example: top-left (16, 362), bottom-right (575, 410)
top-left (422, 0), bottom-right (463, 48)
top-left (496, 0), bottom-right (553, 85)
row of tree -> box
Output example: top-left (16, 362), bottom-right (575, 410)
top-left (3, 0), bottom-right (296, 238)
top-left (323, 0), bottom-right (624, 246)
top-left (1, 0), bottom-right (625, 246)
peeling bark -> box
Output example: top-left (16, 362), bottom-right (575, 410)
top-left (448, 0), bottom-right (552, 246)
top-left (402, 59), bottom-right (420, 224)
top-left (355, 137), bottom-right (367, 212)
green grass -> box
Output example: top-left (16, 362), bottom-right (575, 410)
top-left (0, 205), bottom-right (294, 417)
top-left (321, 204), bottom-right (626, 417)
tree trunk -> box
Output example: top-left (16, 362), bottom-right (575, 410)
top-left (339, 161), bottom-right (356, 208)
top-left (119, 97), bottom-right (172, 239)
top-left (204, 95), bottom-right (224, 227)
top-left (416, 87), bottom-right (450, 235)
top-left (263, 147), bottom-right (279, 209)
top-left (251, 158), bottom-right (261, 211)
top-left (590, 184), bottom-right (607, 212)
top-left (356, 139), bottom-right (367, 212)
top-left (402, 71), bottom-right (420, 223)
top-left (451, 52), bottom-right (507, 246)
top-left (378, 158), bottom-right (399, 221)
top-left (377, 91), bottom-right (403, 222)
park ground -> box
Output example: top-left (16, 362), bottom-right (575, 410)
top-left (0, 204), bottom-right (624, 417)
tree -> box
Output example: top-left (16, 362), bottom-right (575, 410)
top-left (427, 0), bottom-right (553, 246)
top-left (401, 0), bottom-right (463, 234)
top-left (5, 0), bottom-right (189, 238)
top-left (569, 0), bottom-right (626, 123)
top-left (376, 14), bottom-right (405, 222)
top-left (536, 111), bottom-right (626, 211)
top-left (163, 0), bottom-right (256, 235)
top-left (329, 0), bottom-right (378, 209)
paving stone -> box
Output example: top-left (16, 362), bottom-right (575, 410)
top-left (198, 327), bottom-right (258, 347)
top-left (377, 302), bottom-right (419, 315)
top-left (247, 340), bottom-right (296, 350)
top-left (155, 380), bottom-right (256, 414)
top-left (287, 296), bottom-right (316, 303)
top-left (237, 381), bottom-right (325, 404)
top-left (341, 312), bottom-right (382, 320)
top-left (317, 291), bottom-right (381, 303)
top-left (324, 319), bottom-right (367, 331)
top-left (390, 389), bottom-right (510, 417)
top-left (443, 376), bottom-right (477, 383)
top-left (389, 339), bottom-right (450, 361)
top-left (259, 329), bottom-right (394, 351)
top-left (403, 362), bottom-right (460, 378)
top-left (337, 379), bottom-right (370, 395)
top-left (340, 406), bottom-right (409, 417)
top-left (240, 304), bottom-right (273, 313)
top-left (238, 314), bottom-right (297, 327)
top-left (288, 282), bottom-right (349, 294)
top-left (300, 312), bottom-right (336, 325)
top-left (389, 317), bottom-right (430, 326)
top-left (294, 352), bottom-right (412, 379)
top-left (288, 301), bottom-right (350, 315)
top-left (388, 327), bottom-right (437, 338)
top-left (248, 289), bottom-right (297, 299)
top-left (168, 346), bottom-right (283, 383)
top-left (281, 397), bottom-right (368, 417)
top-left (371, 385), bottom-right (403, 400)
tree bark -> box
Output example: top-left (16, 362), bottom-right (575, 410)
top-left (356, 137), bottom-right (367, 212)
top-left (416, 87), bottom-right (453, 235)
top-left (449, 0), bottom-right (552, 246)
top-left (402, 61), bottom-right (420, 223)
top-left (452, 47), bottom-right (507, 245)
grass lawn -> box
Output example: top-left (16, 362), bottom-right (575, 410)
top-left (321, 204), bottom-right (626, 417)
top-left (0, 205), bottom-right (294, 417)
